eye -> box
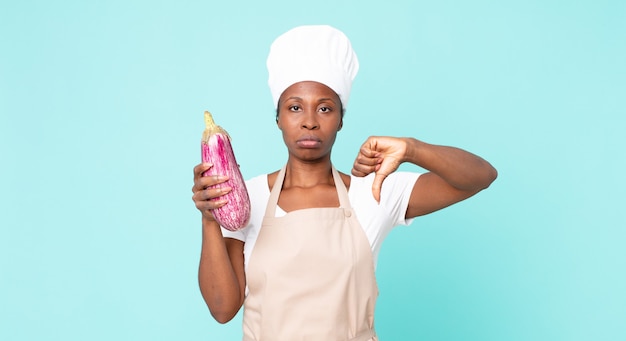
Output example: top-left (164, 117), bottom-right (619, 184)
top-left (289, 105), bottom-right (301, 112)
top-left (319, 106), bottom-right (332, 113)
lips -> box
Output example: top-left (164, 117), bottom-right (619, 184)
top-left (296, 135), bottom-right (322, 148)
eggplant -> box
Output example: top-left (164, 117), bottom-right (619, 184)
top-left (201, 111), bottom-right (251, 231)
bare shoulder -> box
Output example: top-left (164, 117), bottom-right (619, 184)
top-left (338, 171), bottom-right (351, 190)
top-left (266, 170), bottom-right (280, 191)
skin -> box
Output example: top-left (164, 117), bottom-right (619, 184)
top-left (191, 81), bottom-right (498, 323)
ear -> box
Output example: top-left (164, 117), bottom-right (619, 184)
top-left (275, 105), bottom-right (282, 129)
top-left (337, 118), bottom-right (343, 131)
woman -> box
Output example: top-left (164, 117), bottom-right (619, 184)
top-left (192, 25), bottom-right (497, 340)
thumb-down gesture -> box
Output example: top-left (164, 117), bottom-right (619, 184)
top-left (351, 136), bottom-right (409, 202)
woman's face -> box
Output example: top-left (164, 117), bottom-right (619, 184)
top-left (276, 81), bottom-right (343, 163)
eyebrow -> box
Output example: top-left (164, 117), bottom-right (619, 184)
top-left (285, 96), bottom-right (337, 104)
top-left (318, 97), bottom-right (337, 104)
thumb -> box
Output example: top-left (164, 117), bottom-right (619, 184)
top-left (372, 172), bottom-right (388, 203)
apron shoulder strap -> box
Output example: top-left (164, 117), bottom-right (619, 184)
top-left (264, 164), bottom-right (352, 217)
top-left (331, 165), bottom-right (351, 209)
top-left (265, 165), bottom-right (287, 217)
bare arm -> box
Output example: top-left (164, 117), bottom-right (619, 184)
top-left (352, 137), bottom-right (497, 218)
top-left (192, 163), bottom-right (246, 323)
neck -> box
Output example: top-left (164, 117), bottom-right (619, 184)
top-left (283, 159), bottom-right (334, 189)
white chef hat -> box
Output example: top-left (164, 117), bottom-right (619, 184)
top-left (266, 25), bottom-right (359, 109)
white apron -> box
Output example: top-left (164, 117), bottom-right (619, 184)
top-left (242, 165), bottom-right (379, 341)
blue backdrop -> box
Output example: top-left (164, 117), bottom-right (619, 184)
top-left (1, 0), bottom-right (624, 340)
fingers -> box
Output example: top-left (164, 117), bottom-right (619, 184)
top-left (191, 174), bottom-right (230, 193)
top-left (351, 146), bottom-right (382, 177)
top-left (352, 147), bottom-right (385, 202)
top-left (192, 163), bottom-right (230, 192)
top-left (359, 142), bottom-right (380, 158)
top-left (193, 162), bottom-right (213, 180)
top-left (192, 185), bottom-right (232, 217)
top-left (192, 162), bottom-right (233, 219)
top-left (351, 159), bottom-right (381, 177)
top-left (192, 175), bottom-right (231, 200)
top-left (194, 186), bottom-right (232, 201)
top-left (354, 136), bottom-right (408, 202)
top-left (193, 186), bottom-right (232, 205)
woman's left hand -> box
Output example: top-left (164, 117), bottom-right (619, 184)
top-left (351, 136), bottom-right (409, 202)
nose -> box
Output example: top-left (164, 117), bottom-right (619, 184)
top-left (301, 110), bottom-right (319, 130)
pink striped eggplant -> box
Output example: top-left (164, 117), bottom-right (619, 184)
top-left (201, 111), bottom-right (251, 231)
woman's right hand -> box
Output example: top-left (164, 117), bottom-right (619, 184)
top-left (193, 162), bottom-right (246, 323)
top-left (191, 162), bottom-right (232, 221)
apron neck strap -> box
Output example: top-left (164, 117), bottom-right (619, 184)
top-left (265, 164), bottom-right (351, 217)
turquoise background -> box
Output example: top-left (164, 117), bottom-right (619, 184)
top-left (1, 0), bottom-right (624, 340)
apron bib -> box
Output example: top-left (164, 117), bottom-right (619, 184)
top-left (242, 165), bottom-right (379, 341)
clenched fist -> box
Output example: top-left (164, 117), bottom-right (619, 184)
top-left (351, 136), bottom-right (410, 202)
